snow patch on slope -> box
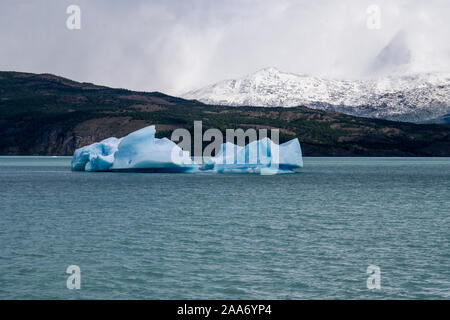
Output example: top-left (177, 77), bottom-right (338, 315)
top-left (183, 67), bottom-right (450, 122)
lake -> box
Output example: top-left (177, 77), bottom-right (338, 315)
top-left (0, 156), bottom-right (449, 299)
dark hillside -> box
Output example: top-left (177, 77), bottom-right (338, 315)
top-left (1, 71), bottom-right (449, 156)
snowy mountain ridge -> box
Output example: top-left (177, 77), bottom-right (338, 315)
top-left (183, 67), bottom-right (450, 122)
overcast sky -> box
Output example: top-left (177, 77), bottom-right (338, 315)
top-left (1, 0), bottom-right (449, 95)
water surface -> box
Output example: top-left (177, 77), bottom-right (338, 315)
top-left (0, 157), bottom-right (449, 299)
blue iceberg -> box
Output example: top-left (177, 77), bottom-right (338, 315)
top-left (72, 126), bottom-right (195, 172)
top-left (71, 125), bottom-right (303, 174)
top-left (71, 137), bottom-right (121, 172)
top-left (203, 137), bottom-right (303, 174)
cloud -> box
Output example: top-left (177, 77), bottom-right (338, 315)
top-left (0, 0), bottom-right (449, 95)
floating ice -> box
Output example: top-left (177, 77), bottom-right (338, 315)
top-left (71, 137), bottom-right (121, 172)
top-left (111, 126), bottom-right (194, 172)
top-left (71, 125), bottom-right (303, 174)
top-left (72, 126), bottom-right (194, 172)
top-left (204, 137), bottom-right (303, 174)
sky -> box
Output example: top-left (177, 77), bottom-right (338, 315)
top-left (0, 0), bottom-right (449, 95)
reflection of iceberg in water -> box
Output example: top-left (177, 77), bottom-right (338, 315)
top-left (71, 125), bottom-right (303, 174)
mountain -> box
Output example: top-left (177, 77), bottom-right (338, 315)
top-left (1, 71), bottom-right (450, 156)
top-left (183, 67), bottom-right (450, 123)
top-left (421, 113), bottom-right (450, 125)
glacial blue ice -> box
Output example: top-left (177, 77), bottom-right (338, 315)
top-left (204, 137), bottom-right (303, 174)
top-left (111, 125), bottom-right (195, 172)
top-left (71, 137), bottom-right (121, 172)
top-left (71, 126), bottom-right (195, 172)
top-left (71, 125), bottom-right (303, 174)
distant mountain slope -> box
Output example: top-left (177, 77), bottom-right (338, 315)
top-left (1, 71), bottom-right (450, 156)
top-left (421, 113), bottom-right (450, 125)
top-left (183, 67), bottom-right (450, 123)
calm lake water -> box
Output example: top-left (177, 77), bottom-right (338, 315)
top-left (0, 156), bottom-right (449, 299)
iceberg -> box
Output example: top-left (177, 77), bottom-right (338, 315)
top-left (71, 137), bottom-right (121, 172)
top-left (71, 125), bottom-right (303, 174)
top-left (72, 126), bottom-right (195, 172)
top-left (203, 137), bottom-right (303, 174)
top-left (111, 126), bottom-right (194, 172)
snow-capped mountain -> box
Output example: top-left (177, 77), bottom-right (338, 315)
top-left (183, 30), bottom-right (450, 123)
top-left (182, 67), bottom-right (450, 122)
